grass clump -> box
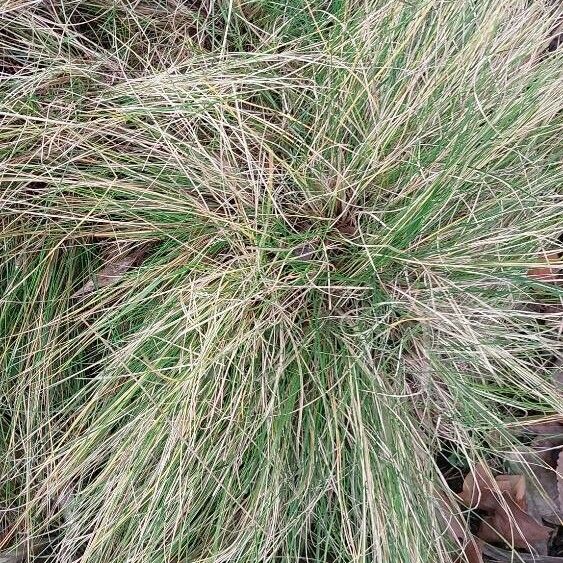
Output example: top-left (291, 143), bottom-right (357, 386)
top-left (0, 1), bottom-right (562, 562)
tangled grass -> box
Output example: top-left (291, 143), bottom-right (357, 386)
top-left (0, 1), bottom-right (562, 561)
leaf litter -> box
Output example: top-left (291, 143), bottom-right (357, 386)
top-left (72, 242), bottom-right (150, 298)
top-left (445, 401), bottom-right (563, 559)
top-left (460, 462), bottom-right (552, 553)
top-left (439, 238), bottom-right (563, 561)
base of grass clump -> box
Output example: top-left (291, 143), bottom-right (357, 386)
top-left (0, 1), bottom-right (562, 562)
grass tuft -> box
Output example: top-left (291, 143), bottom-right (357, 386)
top-left (0, 1), bottom-right (562, 561)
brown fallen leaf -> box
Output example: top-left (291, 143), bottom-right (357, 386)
top-left (478, 495), bottom-right (551, 554)
top-left (519, 417), bottom-right (563, 437)
top-left (496, 474), bottom-right (527, 508)
top-left (462, 540), bottom-right (484, 563)
top-left (528, 252), bottom-right (562, 283)
top-left (291, 242), bottom-right (317, 261)
top-left (460, 464), bottom-right (525, 511)
top-left (530, 437), bottom-right (563, 524)
top-left (72, 243), bottom-right (149, 298)
top-left (0, 540), bottom-right (49, 563)
top-left (460, 463), bottom-right (552, 554)
top-left (553, 358), bottom-right (563, 390)
top-left (334, 218), bottom-right (357, 237)
top-left (483, 543), bottom-right (563, 562)
top-left (437, 492), bottom-right (483, 563)
top-left (508, 436), bottom-right (563, 526)
top-left (558, 451), bottom-right (563, 517)
top-left (460, 463), bottom-right (500, 511)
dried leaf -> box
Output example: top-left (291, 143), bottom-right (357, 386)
top-left (72, 244), bottom-right (148, 298)
top-left (558, 451), bottom-right (563, 514)
top-left (462, 539), bottom-right (484, 563)
top-left (528, 252), bottom-right (562, 282)
top-left (478, 496), bottom-right (551, 553)
top-left (291, 242), bottom-right (317, 261)
top-left (523, 437), bottom-right (563, 525)
top-left (460, 463), bottom-right (552, 554)
top-left (334, 219), bottom-right (356, 237)
top-left (437, 492), bottom-right (483, 563)
top-left (519, 419), bottom-right (563, 436)
top-left (0, 540), bottom-right (48, 563)
top-left (496, 474), bottom-right (526, 509)
top-left (553, 358), bottom-right (563, 390)
top-left (460, 463), bottom-right (499, 511)
top-left (460, 464), bottom-right (525, 510)
top-left (483, 543), bottom-right (563, 562)
top-left (0, 549), bottom-right (25, 563)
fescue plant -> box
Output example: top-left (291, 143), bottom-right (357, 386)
top-left (0, 1), bottom-right (562, 561)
